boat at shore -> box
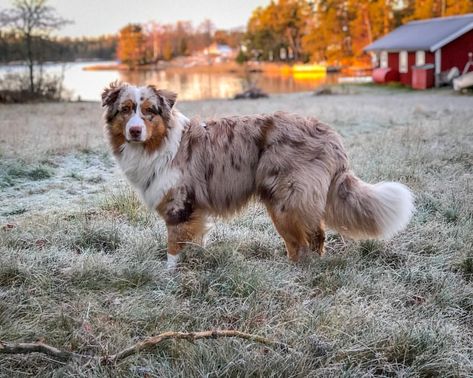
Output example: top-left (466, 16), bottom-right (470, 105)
top-left (453, 71), bottom-right (473, 91)
top-left (292, 64), bottom-right (326, 73)
top-left (338, 76), bottom-right (373, 84)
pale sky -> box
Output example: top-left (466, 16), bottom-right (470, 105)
top-left (0, 0), bottom-right (271, 37)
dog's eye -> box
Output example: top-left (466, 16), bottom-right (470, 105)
top-left (145, 107), bottom-right (156, 115)
top-left (121, 107), bottom-right (131, 114)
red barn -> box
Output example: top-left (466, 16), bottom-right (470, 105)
top-left (365, 13), bottom-right (473, 89)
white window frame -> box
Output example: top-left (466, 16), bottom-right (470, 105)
top-left (380, 51), bottom-right (388, 68)
top-left (416, 51), bottom-right (425, 66)
top-left (399, 51), bottom-right (408, 73)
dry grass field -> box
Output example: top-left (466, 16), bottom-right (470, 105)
top-left (1, 86), bottom-right (472, 377)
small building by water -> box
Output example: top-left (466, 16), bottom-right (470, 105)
top-left (365, 13), bottom-right (473, 89)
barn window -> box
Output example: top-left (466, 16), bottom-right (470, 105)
top-left (380, 51), bottom-right (388, 68)
top-left (399, 51), bottom-right (408, 73)
top-left (416, 51), bottom-right (425, 66)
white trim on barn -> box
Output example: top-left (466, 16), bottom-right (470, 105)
top-left (399, 51), bottom-right (408, 73)
top-left (380, 51), bottom-right (388, 68)
top-left (430, 21), bottom-right (473, 51)
top-left (435, 48), bottom-right (442, 87)
top-left (370, 52), bottom-right (379, 66)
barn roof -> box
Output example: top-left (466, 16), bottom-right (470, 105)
top-left (365, 13), bottom-right (473, 52)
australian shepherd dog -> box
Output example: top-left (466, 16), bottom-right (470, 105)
top-left (102, 82), bottom-right (414, 269)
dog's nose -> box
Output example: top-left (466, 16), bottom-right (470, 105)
top-left (129, 126), bottom-right (142, 139)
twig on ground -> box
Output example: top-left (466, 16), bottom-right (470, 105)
top-left (0, 341), bottom-right (80, 362)
top-left (1, 330), bottom-right (292, 365)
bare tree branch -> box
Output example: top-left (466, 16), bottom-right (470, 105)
top-left (0, 330), bottom-right (292, 365)
top-left (0, 0), bottom-right (71, 94)
top-left (0, 1), bottom-right (69, 35)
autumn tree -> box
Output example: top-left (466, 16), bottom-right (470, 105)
top-left (302, 0), bottom-right (354, 63)
top-left (246, 4), bottom-right (280, 60)
top-left (246, 0), bottom-right (311, 61)
top-left (214, 29), bottom-right (244, 48)
top-left (402, 0), bottom-right (473, 21)
top-left (349, 0), bottom-right (396, 58)
top-left (0, 0), bottom-right (69, 93)
top-left (443, 0), bottom-right (473, 16)
top-left (117, 24), bottom-right (148, 68)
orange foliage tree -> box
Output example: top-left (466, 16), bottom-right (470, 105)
top-left (403, 0), bottom-right (473, 21)
top-left (117, 24), bottom-right (148, 68)
top-left (246, 0), bottom-right (311, 61)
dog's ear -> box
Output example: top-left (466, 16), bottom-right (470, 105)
top-left (148, 86), bottom-right (177, 120)
top-left (102, 81), bottom-right (124, 108)
top-left (102, 81), bottom-right (125, 122)
top-left (157, 89), bottom-right (177, 109)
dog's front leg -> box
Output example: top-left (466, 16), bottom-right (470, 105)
top-left (165, 210), bottom-right (208, 270)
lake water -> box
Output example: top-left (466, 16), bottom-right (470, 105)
top-left (0, 61), bottom-right (339, 101)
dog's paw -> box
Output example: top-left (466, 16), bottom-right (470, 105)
top-left (166, 253), bottom-right (181, 271)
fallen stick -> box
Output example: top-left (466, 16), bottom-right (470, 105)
top-left (0, 340), bottom-right (79, 362)
top-left (1, 330), bottom-right (291, 365)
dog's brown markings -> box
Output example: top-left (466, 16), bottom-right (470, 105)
top-left (120, 99), bottom-right (135, 113)
top-left (166, 209), bottom-right (208, 256)
top-left (309, 220), bottom-right (326, 256)
top-left (266, 206), bottom-right (309, 262)
top-left (167, 192), bottom-right (196, 226)
top-left (157, 187), bottom-right (198, 228)
top-left (259, 183), bottom-right (275, 202)
top-left (143, 116), bottom-right (167, 154)
top-left (106, 118), bottom-right (126, 155)
top-left (141, 99), bottom-right (162, 117)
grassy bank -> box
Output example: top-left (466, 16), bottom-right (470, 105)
top-left (1, 87), bottom-right (472, 376)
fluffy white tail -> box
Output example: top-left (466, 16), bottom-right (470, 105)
top-left (325, 171), bottom-right (415, 239)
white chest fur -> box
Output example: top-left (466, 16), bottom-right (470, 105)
top-left (116, 112), bottom-right (187, 210)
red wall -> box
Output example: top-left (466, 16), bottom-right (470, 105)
top-left (399, 52), bottom-right (416, 86)
top-left (426, 51), bottom-right (435, 64)
top-left (385, 51), bottom-right (430, 86)
top-left (388, 52), bottom-right (399, 71)
top-left (441, 29), bottom-right (473, 72)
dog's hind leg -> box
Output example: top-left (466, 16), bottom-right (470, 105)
top-left (309, 220), bottom-right (326, 256)
top-left (266, 206), bottom-right (310, 262)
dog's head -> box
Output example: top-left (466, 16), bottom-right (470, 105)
top-left (102, 81), bottom-right (177, 145)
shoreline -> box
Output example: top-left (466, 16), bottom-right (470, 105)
top-left (83, 61), bottom-right (293, 74)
